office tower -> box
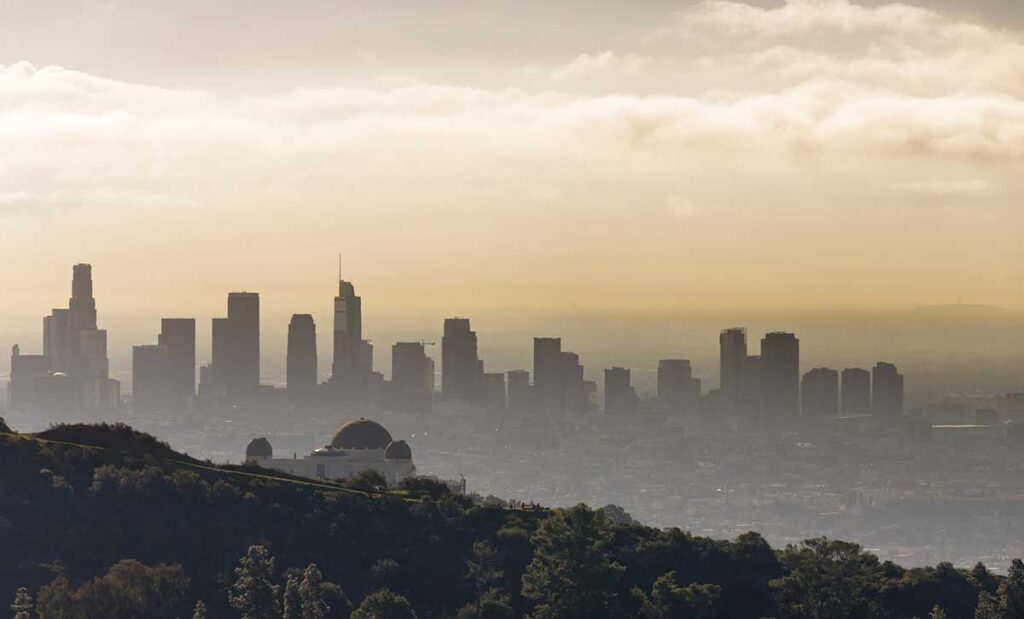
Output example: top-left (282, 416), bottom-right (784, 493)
top-left (533, 337), bottom-right (563, 414)
top-left (33, 373), bottom-right (81, 414)
top-left (286, 314), bottom-right (317, 397)
top-left (802, 367), bottom-right (839, 417)
top-left (37, 264), bottom-right (115, 413)
top-left (442, 318), bottom-right (484, 403)
top-left (332, 277), bottom-right (363, 388)
top-left (133, 344), bottom-right (171, 412)
top-left (507, 370), bottom-right (531, 414)
top-left (719, 328), bottom-right (747, 398)
top-left (158, 319), bottom-right (196, 410)
top-left (872, 362), bottom-right (904, 416)
top-left (841, 368), bottom-right (871, 415)
top-left (226, 292), bottom-right (260, 395)
top-left (484, 373), bottom-right (506, 410)
top-left (657, 359), bottom-right (701, 414)
top-left (209, 317), bottom-right (230, 394)
top-left (392, 342), bottom-right (431, 392)
top-left (604, 367), bottom-right (637, 415)
top-left (390, 342), bottom-right (433, 413)
top-left (760, 332), bottom-right (800, 418)
top-left (7, 345), bottom-right (50, 412)
top-left (560, 351), bottom-right (587, 414)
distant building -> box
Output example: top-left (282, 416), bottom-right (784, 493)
top-left (657, 359), bottom-right (701, 414)
top-left (332, 277), bottom-right (363, 389)
top-left (7, 345), bottom-right (50, 412)
top-left (719, 328), bottom-right (747, 398)
top-left (442, 318), bottom-right (484, 403)
top-left (507, 370), bottom-right (531, 414)
top-left (760, 332), bottom-right (800, 418)
top-left (226, 292), bottom-right (260, 396)
top-left (801, 367), bottom-right (839, 417)
top-left (159, 318), bottom-right (196, 411)
top-left (604, 367), bottom-right (637, 415)
top-left (389, 342), bottom-right (434, 414)
top-left (533, 338), bottom-right (563, 414)
top-left (245, 418), bottom-right (415, 485)
top-left (286, 314), bottom-right (317, 398)
top-left (484, 372), bottom-right (506, 411)
top-left (560, 351), bottom-right (587, 414)
top-left (872, 362), bottom-right (904, 416)
top-left (841, 368), bottom-right (871, 415)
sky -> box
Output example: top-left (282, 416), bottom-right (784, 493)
top-left (1, 0), bottom-right (1023, 360)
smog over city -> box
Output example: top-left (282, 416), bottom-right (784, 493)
top-left (2, 2), bottom-right (1024, 618)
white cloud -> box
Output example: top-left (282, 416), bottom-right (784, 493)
top-left (550, 51), bottom-right (651, 81)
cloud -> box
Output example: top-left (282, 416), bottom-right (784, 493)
top-left (890, 179), bottom-right (994, 196)
top-left (550, 51), bottom-right (651, 81)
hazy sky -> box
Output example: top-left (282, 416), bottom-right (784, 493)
top-left (2, 0), bottom-right (1023, 343)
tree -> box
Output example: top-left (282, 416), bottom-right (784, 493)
top-left (771, 538), bottom-right (885, 619)
top-left (637, 572), bottom-right (721, 619)
top-left (929, 606), bottom-right (947, 619)
top-left (230, 545), bottom-right (281, 619)
top-left (284, 575), bottom-right (302, 619)
top-left (10, 587), bottom-right (33, 619)
top-left (999, 558), bottom-right (1024, 618)
top-left (192, 600), bottom-right (208, 619)
top-left (350, 589), bottom-right (417, 619)
top-left (36, 575), bottom-right (73, 619)
top-left (974, 592), bottom-right (1001, 619)
top-left (521, 504), bottom-right (626, 619)
top-left (299, 563), bottom-right (330, 619)
top-left (69, 560), bottom-right (190, 618)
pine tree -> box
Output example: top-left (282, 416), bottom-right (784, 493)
top-left (351, 589), bottom-right (417, 619)
top-left (299, 563), bottom-right (330, 619)
top-left (283, 575), bottom-right (301, 619)
top-left (929, 605), bottom-right (947, 619)
top-left (192, 600), bottom-right (208, 619)
top-left (974, 592), bottom-right (1001, 619)
top-left (10, 587), bottom-right (33, 619)
top-left (1000, 558), bottom-right (1024, 618)
top-left (229, 545), bottom-right (281, 619)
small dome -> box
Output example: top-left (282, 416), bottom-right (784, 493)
top-left (385, 440), bottom-right (412, 460)
top-left (246, 437), bottom-right (273, 458)
top-left (330, 418), bottom-right (393, 450)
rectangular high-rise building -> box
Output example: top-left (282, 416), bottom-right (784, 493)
top-left (442, 318), bottom-right (483, 403)
top-left (719, 328), bottom-right (747, 398)
top-left (872, 362), bottom-right (904, 416)
top-left (841, 368), bottom-right (870, 415)
top-left (533, 337), bottom-right (563, 414)
top-left (560, 351), bottom-right (587, 414)
top-left (507, 370), bottom-right (531, 414)
top-left (801, 367), bottom-right (839, 417)
top-left (226, 292), bottom-right (260, 395)
top-left (604, 367), bottom-right (637, 415)
top-left (484, 373), bottom-right (506, 411)
top-left (657, 359), bottom-right (701, 414)
top-left (287, 314), bottom-right (317, 397)
top-left (389, 341), bottom-right (433, 414)
top-left (7, 346), bottom-right (50, 412)
top-left (159, 319), bottom-right (196, 410)
top-left (760, 332), bottom-right (800, 418)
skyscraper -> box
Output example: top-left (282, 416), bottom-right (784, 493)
top-left (872, 362), bottom-right (904, 416)
top-left (533, 337), bottom-right (563, 414)
top-left (719, 328), bottom-right (747, 398)
top-left (760, 332), bottom-right (800, 418)
top-left (287, 314), bottom-right (317, 397)
top-left (332, 278), bottom-right (362, 388)
top-left (507, 370), bottom-right (531, 415)
top-left (226, 292), bottom-right (261, 396)
top-left (657, 359), bottom-right (701, 414)
top-left (604, 367), bottom-right (637, 415)
top-left (841, 368), bottom-right (871, 415)
top-left (560, 351), bottom-right (587, 414)
top-left (801, 367), bottom-right (839, 417)
top-left (389, 341), bottom-right (433, 413)
top-left (7, 345), bottom-right (50, 412)
top-left (159, 318), bottom-right (196, 410)
top-left (442, 318), bottom-right (483, 403)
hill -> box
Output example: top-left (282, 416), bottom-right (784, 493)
top-left (0, 421), bottom-right (1020, 618)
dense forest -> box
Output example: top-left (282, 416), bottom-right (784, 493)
top-left (0, 420), bottom-right (1022, 619)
